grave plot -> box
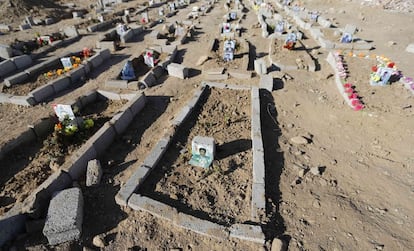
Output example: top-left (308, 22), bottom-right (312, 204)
top-left (0, 91), bottom-right (128, 216)
top-left (155, 21), bottom-right (194, 46)
top-left (268, 36), bottom-right (315, 72)
top-left (106, 46), bottom-right (176, 89)
top-left (0, 49), bottom-right (111, 106)
top-left (2, 52), bottom-right (87, 94)
top-left (139, 87), bottom-right (253, 225)
top-left (202, 37), bottom-right (250, 80)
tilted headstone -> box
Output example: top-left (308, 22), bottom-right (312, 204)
top-left (344, 24), bottom-right (357, 35)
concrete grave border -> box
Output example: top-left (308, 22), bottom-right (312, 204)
top-left (0, 91), bottom-right (147, 246)
top-left (0, 49), bottom-right (111, 106)
top-left (116, 82), bottom-right (268, 243)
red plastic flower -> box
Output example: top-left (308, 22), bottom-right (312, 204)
top-left (371, 66), bottom-right (378, 72)
top-left (387, 62), bottom-right (395, 68)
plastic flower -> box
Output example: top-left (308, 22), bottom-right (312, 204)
top-left (387, 62), bottom-right (395, 68)
top-left (47, 71), bottom-right (53, 77)
top-left (372, 66), bottom-right (378, 72)
top-left (83, 119), bottom-right (94, 129)
top-left (54, 123), bottom-right (62, 131)
top-left (56, 69), bottom-right (63, 76)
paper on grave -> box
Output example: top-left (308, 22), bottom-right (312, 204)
top-left (53, 104), bottom-right (75, 121)
top-left (189, 136), bottom-right (215, 168)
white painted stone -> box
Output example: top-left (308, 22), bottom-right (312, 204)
top-left (167, 63), bottom-right (188, 79)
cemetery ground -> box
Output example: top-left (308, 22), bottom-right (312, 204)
top-left (0, 0), bottom-right (413, 250)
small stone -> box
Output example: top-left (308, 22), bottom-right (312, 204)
top-left (330, 159), bottom-right (337, 165)
top-left (290, 136), bottom-right (309, 145)
top-left (298, 169), bottom-right (305, 178)
top-left (287, 123), bottom-right (294, 128)
top-left (271, 238), bottom-right (286, 251)
top-left (310, 167), bottom-right (321, 175)
top-left (387, 41), bottom-right (396, 46)
top-left (49, 161), bottom-right (59, 172)
top-left (93, 235), bottom-right (106, 248)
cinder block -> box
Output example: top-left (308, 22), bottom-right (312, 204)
top-left (0, 24), bottom-right (12, 31)
top-left (63, 26), bottom-right (79, 37)
top-left (259, 75), bottom-right (273, 92)
top-left (97, 40), bottom-right (116, 52)
top-left (0, 212), bottom-right (27, 247)
top-left (228, 70), bottom-right (252, 79)
top-left (11, 54), bottom-right (32, 69)
top-left (0, 59), bottom-right (17, 77)
top-left (89, 122), bottom-right (116, 155)
top-left (167, 63), bottom-right (188, 79)
top-left (142, 138), bottom-right (170, 168)
top-left (252, 149), bottom-right (265, 184)
top-left (86, 159), bottom-right (102, 186)
top-left (205, 73), bottom-right (228, 80)
top-left (51, 76), bottom-right (71, 93)
top-left (152, 65), bottom-right (165, 79)
top-left (251, 132), bottom-right (264, 153)
top-left (309, 28), bottom-right (323, 40)
top-left (110, 108), bottom-right (134, 135)
top-left (82, 61), bottom-right (92, 75)
top-left (31, 117), bottom-right (54, 137)
top-left (64, 142), bottom-right (97, 180)
top-left (19, 23), bottom-right (31, 31)
top-left (115, 166), bottom-right (151, 206)
top-left (139, 71), bottom-right (157, 88)
top-left (0, 93), bottom-right (12, 103)
top-left (120, 93), bottom-right (136, 101)
top-left (121, 29), bottom-right (134, 43)
top-left (172, 105), bottom-right (191, 127)
top-left (29, 84), bottom-right (55, 103)
top-left (318, 37), bottom-right (335, 49)
top-left (352, 41), bottom-right (372, 50)
top-left (251, 183), bottom-right (266, 220)
top-left (79, 91), bottom-right (98, 108)
top-left (9, 95), bottom-right (36, 106)
top-left (4, 71), bottom-right (29, 87)
top-left (44, 18), bottom-right (54, 25)
top-left (97, 89), bottom-right (121, 100)
top-left (105, 79), bottom-right (128, 89)
top-left (127, 93), bottom-right (147, 116)
top-left (128, 194), bottom-right (178, 221)
top-left (175, 212), bottom-right (229, 240)
top-left (317, 17), bottom-right (331, 28)
top-left (68, 65), bottom-right (86, 83)
top-left (229, 224), bottom-right (265, 244)
top-left (43, 187), bottom-right (83, 245)
top-left (87, 54), bottom-right (103, 69)
top-left (254, 59), bottom-right (267, 75)
top-left (24, 62), bottom-right (47, 76)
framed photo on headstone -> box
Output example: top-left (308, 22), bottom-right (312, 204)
top-left (60, 57), bottom-right (73, 69)
top-left (340, 32), bottom-right (353, 43)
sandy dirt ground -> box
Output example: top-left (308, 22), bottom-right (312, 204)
top-left (0, 0), bottom-right (414, 250)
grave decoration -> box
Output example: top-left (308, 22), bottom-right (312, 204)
top-left (275, 21), bottom-right (285, 33)
top-left (43, 49), bottom-right (92, 79)
top-left (159, 7), bottom-right (165, 17)
top-left (116, 23), bottom-right (129, 36)
top-left (144, 49), bottom-right (161, 67)
top-left (310, 11), bottom-right (319, 22)
top-left (12, 32), bottom-right (64, 54)
top-left (283, 32), bottom-right (297, 50)
top-left (189, 136), bottom-right (215, 168)
top-left (222, 22), bottom-right (231, 33)
top-left (332, 52), bottom-right (364, 111)
top-left (223, 39), bottom-right (236, 62)
top-left (370, 60), bottom-right (398, 86)
top-left (229, 11), bottom-right (237, 21)
top-left (340, 32), bottom-right (353, 43)
top-left (169, 2), bottom-right (176, 11)
top-left (52, 104), bottom-right (94, 137)
top-left (121, 60), bottom-right (136, 80)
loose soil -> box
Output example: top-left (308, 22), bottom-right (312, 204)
top-left (1, 0), bottom-right (414, 250)
top-left (140, 87), bottom-right (252, 226)
top-left (0, 98), bottom-right (127, 215)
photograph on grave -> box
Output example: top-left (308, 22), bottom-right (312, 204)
top-left (189, 136), bottom-right (215, 168)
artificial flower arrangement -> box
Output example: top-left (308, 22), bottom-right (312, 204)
top-left (52, 104), bottom-right (94, 137)
top-left (333, 52), bottom-right (364, 111)
top-left (369, 59), bottom-right (397, 86)
top-left (43, 49), bottom-right (92, 79)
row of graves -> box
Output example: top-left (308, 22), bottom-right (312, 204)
top-left (275, 0), bottom-right (372, 50)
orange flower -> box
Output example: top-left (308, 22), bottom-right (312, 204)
top-left (47, 71), bottom-right (53, 77)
